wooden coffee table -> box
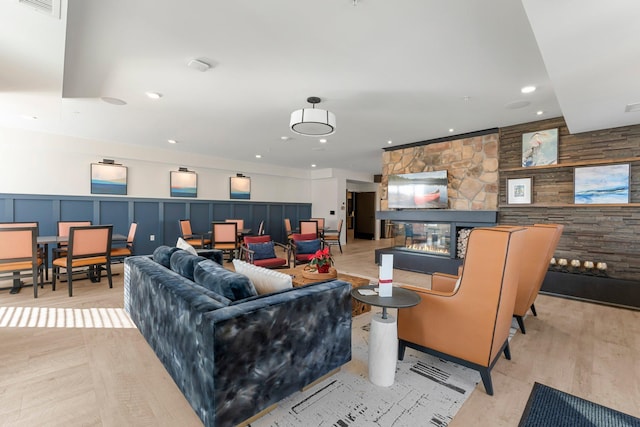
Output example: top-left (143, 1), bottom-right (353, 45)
top-left (285, 265), bottom-right (371, 317)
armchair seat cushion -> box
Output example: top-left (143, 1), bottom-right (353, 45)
top-left (248, 242), bottom-right (276, 260)
top-left (254, 257), bottom-right (288, 268)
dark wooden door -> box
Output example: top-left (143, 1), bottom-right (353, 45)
top-left (354, 192), bottom-right (376, 240)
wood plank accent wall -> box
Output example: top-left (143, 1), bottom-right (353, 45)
top-left (499, 117), bottom-right (640, 280)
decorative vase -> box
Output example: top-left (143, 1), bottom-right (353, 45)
top-left (317, 264), bottom-right (330, 273)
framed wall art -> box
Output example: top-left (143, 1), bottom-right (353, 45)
top-left (91, 163), bottom-right (127, 195)
top-left (230, 176), bottom-right (251, 200)
top-left (170, 170), bottom-right (197, 198)
top-left (506, 177), bottom-right (533, 205)
top-left (574, 164), bottom-right (629, 204)
top-left (522, 128), bottom-right (558, 167)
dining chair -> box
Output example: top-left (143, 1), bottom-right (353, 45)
top-left (178, 219), bottom-right (210, 248)
top-left (225, 219), bottom-right (244, 231)
top-left (52, 225), bottom-right (113, 297)
top-left (56, 221), bottom-right (92, 258)
top-left (324, 219), bottom-right (343, 253)
top-left (257, 220), bottom-right (265, 236)
top-left (111, 222), bottom-right (138, 261)
top-left (299, 220), bottom-right (319, 237)
top-left (310, 218), bottom-right (325, 229)
top-left (0, 222), bottom-right (47, 284)
top-left (0, 226), bottom-right (43, 298)
top-left (211, 222), bottom-right (239, 261)
top-left (284, 218), bottom-right (293, 240)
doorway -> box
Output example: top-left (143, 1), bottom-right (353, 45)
top-left (354, 191), bottom-right (376, 240)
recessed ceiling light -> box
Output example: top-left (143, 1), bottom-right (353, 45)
top-left (319, 139), bottom-right (327, 143)
top-left (449, 128), bottom-right (454, 133)
top-left (311, 164), bottom-right (317, 168)
top-left (536, 110), bottom-right (544, 116)
top-left (168, 139), bottom-right (177, 144)
top-left (101, 97), bottom-right (127, 105)
top-left (281, 136), bottom-right (290, 141)
top-left (521, 86), bottom-right (536, 94)
top-left (146, 92), bottom-right (163, 99)
top-left (387, 140), bottom-right (393, 145)
top-left (255, 154), bottom-right (262, 158)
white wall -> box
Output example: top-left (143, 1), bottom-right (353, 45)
top-left (0, 127), bottom-right (311, 202)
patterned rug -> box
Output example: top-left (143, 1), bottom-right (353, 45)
top-left (251, 311), bottom-right (482, 427)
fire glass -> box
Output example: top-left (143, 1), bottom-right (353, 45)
top-left (392, 222), bottom-right (451, 256)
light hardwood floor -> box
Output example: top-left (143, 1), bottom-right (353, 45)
top-left (1, 238), bottom-right (638, 426)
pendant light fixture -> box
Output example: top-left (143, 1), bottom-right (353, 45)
top-left (290, 96), bottom-right (336, 136)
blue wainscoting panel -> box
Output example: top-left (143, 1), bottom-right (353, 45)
top-left (13, 198), bottom-right (56, 236)
top-left (189, 203), bottom-right (211, 235)
top-left (60, 199), bottom-right (94, 222)
top-left (232, 203), bottom-right (251, 226)
top-left (213, 203), bottom-right (232, 221)
top-left (99, 200), bottom-right (129, 236)
top-left (164, 202), bottom-right (187, 246)
top-left (134, 201), bottom-right (159, 256)
top-left (268, 205), bottom-right (285, 242)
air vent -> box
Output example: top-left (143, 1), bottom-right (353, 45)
top-left (18, 0), bottom-right (61, 19)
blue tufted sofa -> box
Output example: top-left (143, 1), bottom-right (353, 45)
top-left (124, 247), bottom-right (352, 427)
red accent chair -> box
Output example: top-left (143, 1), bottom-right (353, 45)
top-left (240, 235), bottom-right (289, 269)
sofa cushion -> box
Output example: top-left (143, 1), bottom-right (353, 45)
top-left (153, 245), bottom-right (182, 268)
top-left (248, 241), bottom-right (276, 260)
top-left (194, 260), bottom-right (257, 301)
top-left (170, 250), bottom-right (208, 281)
top-left (232, 259), bottom-right (292, 295)
top-left (295, 239), bottom-right (321, 255)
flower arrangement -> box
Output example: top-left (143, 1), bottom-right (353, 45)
top-left (308, 247), bottom-right (333, 273)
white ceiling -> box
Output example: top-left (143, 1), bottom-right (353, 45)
top-left (1, 0), bottom-right (639, 175)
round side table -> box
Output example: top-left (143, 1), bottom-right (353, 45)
top-left (351, 285), bottom-right (421, 387)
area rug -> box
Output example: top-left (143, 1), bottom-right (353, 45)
top-left (251, 311), bottom-right (481, 427)
top-left (518, 382), bottom-right (640, 427)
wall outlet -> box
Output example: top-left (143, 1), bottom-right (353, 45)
top-left (150, 235), bottom-right (155, 241)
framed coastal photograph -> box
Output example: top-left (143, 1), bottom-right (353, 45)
top-left (91, 163), bottom-right (127, 195)
top-left (170, 171), bottom-right (197, 198)
top-left (574, 164), bottom-right (629, 204)
top-left (522, 128), bottom-right (558, 167)
top-left (230, 176), bottom-right (251, 200)
top-left (506, 177), bottom-right (533, 205)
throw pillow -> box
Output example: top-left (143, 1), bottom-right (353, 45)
top-left (153, 246), bottom-right (182, 268)
top-left (247, 241), bottom-right (276, 260)
top-left (170, 250), bottom-right (208, 281)
top-left (232, 259), bottom-right (292, 295)
top-left (176, 237), bottom-right (198, 256)
top-left (295, 239), bottom-right (321, 255)
top-left (194, 260), bottom-right (257, 301)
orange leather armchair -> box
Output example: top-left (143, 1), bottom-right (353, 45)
top-left (397, 226), bottom-right (527, 395)
top-left (512, 224), bottom-right (563, 333)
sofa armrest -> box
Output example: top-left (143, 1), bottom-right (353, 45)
top-left (205, 279), bottom-right (352, 427)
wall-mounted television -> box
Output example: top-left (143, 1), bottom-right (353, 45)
top-left (388, 170), bottom-right (448, 209)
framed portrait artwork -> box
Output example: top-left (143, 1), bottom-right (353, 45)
top-left (230, 176), bottom-right (251, 199)
top-left (522, 128), bottom-right (558, 167)
top-left (170, 170), bottom-right (197, 198)
top-left (91, 163), bottom-right (127, 195)
top-left (506, 177), bottom-right (533, 205)
top-left (574, 164), bottom-right (629, 204)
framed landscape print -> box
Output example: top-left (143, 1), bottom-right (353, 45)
top-left (230, 176), bottom-right (251, 199)
top-left (170, 170), bottom-right (197, 197)
top-left (91, 163), bottom-right (127, 195)
top-left (506, 177), bottom-right (533, 205)
top-left (574, 164), bottom-right (629, 204)
top-left (522, 128), bottom-right (558, 167)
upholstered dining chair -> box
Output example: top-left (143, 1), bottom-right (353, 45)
top-left (240, 235), bottom-right (289, 268)
top-left (397, 226), bottom-right (527, 396)
top-left (225, 219), bottom-right (244, 230)
top-left (299, 220), bottom-right (319, 238)
top-left (110, 222), bottom-right (138, 261)
top-left (257, 220), bottom-right (265, 236)
top-left (179, 219), bottom-right (210, 249)
top-left (284, 218), bottom-right (293, 240)
top-left (0, 226), bottom-right (43, 298)
top-left (52, 225), bottom-right (113, 297)
top-left (324, 219), bottom-right (343, 253)
top-left (211, 222), bottom-right (239, 261)
top-left (290, 232), bottom-right (325, 266)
